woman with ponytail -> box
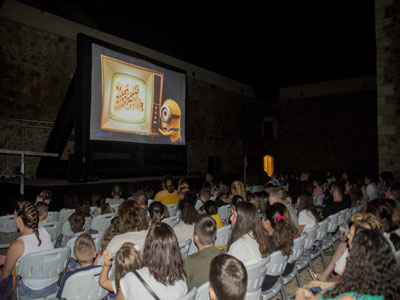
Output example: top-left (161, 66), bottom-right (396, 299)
top-left (148, 201), bottom-right (165, 224)
top-left (262, 202), bottom-right (299, 291)
top-left (0, 201), bottom-right (57, 300)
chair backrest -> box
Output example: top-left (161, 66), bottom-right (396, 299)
top-left (59, 209), bottom-right (75, 224)
top-left (17, 247), bottom-right (71, 279)
top-left (265, 251), bottom-right (288, 276)
top-left (84, 217), bottom-right (92, 232)
top-left (178, 287), bottom-right (198, 300)
top-left (215, 225), bottom-right (232, 248)
top-left (45, 211), bottom-right (59, 222)
top-left (60, 266), bottom-right (108, 300)
top-left (41, 221), bottom-right (62, 242)
top-left (90, 213), bottom-right (115, 233)
top-left (195, 281), bottom-right (210, 300)
top-left (246, 256), bottom-right (270, 294)
top-left (62, 221), bottom-right (74, 236)
top-left (327, 212), bottom-right (340, 233)
top-left (303, 225), bottom-right (318, 250)
top-left (0, 215), bottom-right (17, 233)
top-left (288, 233), bottom-right (307, 261)
top-left (217, 205), bottom-right (232, 221)
top-left (167, 204), bottom-right (178, 217)
top-left (313, 195), bottom-right (324, 206)
top-left (337, 210), bottom-right (347, 227)
top-left (162, 215), bottom-right (180, 228)
top-left (66, 233), bottom-right (103, 255)
top-left (179, 239), bottom-right (192, 260)
top-left (195, 200), bottom-right (203, 211)
top-left (315, 219), bottom-right (330, 241)
top-left (344, 208), bottom-right (352, 223)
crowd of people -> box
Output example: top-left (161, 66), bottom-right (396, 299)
top-left (0, 170), bottom-right (399, 300)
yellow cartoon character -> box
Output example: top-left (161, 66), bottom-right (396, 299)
top-left (158, 99), bottom-right (182, 143)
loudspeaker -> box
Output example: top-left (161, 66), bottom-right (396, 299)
top-left (208, 156), bottom-right (221, 174)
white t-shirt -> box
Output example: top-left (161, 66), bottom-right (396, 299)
top-left (334, 248), bottom-right (348, 275)
top-left (97, 230), bottom-right (148, 265)
top-left (105, 197), bottom-right (125, 206)
top-left (228, 233), bottom-right (261, 266)
top-left (120, 267), bottom-right (187, 300)
top-left (173, 222), bottom-right (194, 243)
top-left (17, 227), bottom-right (58, 290)
top-left (298, 209), bottom-right (317, 231)
top-left (366, 183), bottom-right (378, 200)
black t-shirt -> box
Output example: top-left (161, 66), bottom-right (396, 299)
top-left (322, 197), bottom-right (350, 219)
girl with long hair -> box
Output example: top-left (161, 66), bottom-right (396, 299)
top-left (297, 191), bottom-right (320, 234)
top-left (148, 201), bottom-right (165, 224)
top-left (228, 202), bottom-right (270, 265)
top-left (116, 222), bottom-right (187, 299)
top-left (173, 200), bottom-right (199, 243)
top-left (0, 201), bottom-right (57, 300)
top-left (231, 180), bottom-right (246, 200)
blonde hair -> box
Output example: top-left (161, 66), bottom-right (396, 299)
top-left (351, 213), bottom-right (384, 232)
top-left (231, 181), bottom-right (245, 199)
top-left (178, 179), bottom-right (189, 194)
top-left (115, 242), bottom-right (143, 293)
top-left (74, 233), bottom-right (96, 265)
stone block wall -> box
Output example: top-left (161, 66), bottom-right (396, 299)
top-left (375, 0), bottom-right (400, 176)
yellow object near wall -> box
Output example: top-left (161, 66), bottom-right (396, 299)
top-left (263, 155), bottom-right (274, 177)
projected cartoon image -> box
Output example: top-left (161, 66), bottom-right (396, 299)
top-left (159, 99), bottom-right (181, 143)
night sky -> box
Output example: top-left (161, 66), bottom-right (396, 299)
top-left (18, 0), bottom-right (376, 99)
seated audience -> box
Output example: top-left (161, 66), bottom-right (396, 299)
top-left (312, 177), bottom-right (324, 197)
top-left (100, 242), bottom-right (143, 294)
top-left (296, 228), bottom-right (400, 300)
top-left (215, 182), bottom-right (231, 207)
top-left (57, 233), bottom-right (99, 299)
top-left (35, 190), bottom-right (52, 206)
top-left (127, 181), bottom-right (140, 200)
top-left (297, 191), bottom-right (319, 234)
top-left (116, 222), bottom-right (187, 299)
top-left (106, 184), bottom-right (125, 206)
top-left (178, 179), bottom-right (190, 201)
top-left (184, 215), bottom-right (221, 290)
top-left (269, 187), bottom-right (299, 228)
top-left (196, 188), bottom-right (211, 210)
top-left (174, 200), bottom-right (199, 243)
top-left (209, 254), bottom-right (247, 300)
top-left (155, 175), bottom-right (179, 205)
top-left (0, 201), bottom-right (57, 300)
top-left (386, 183), bottom-right (400, 204)
top-left (95, 198), bottom-right (112, 216)
top-left (75, 199), bottom-right (91, 218)
top-left (90, 191), bottom-right (102, 207)
top-left (231, 180), bottom-right (246, 200)
top-left (202, 200), bottom-right (223, 229)
top-left (148, 201), bottom-right (165, 224)
top-left (36, 202), bottom-right (48, 224)
top-left (59, 212), bottom-right (85, 248)
top-left (322, 185), bottom-right (350, 219)
top-left (364, 175), bottom-right (378, 200)
top-left (95, 216), bottom-right (120, 264)
top-left (228, 202), bottom-right (270, 265)
top-left (143, 185), bottom-right (155, 201)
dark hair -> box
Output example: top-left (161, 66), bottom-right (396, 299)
top-left (209, 254), bottom-right (247, 300)
top-left (118, 200), bottom-right (149, 233)
top-left (323, 229), bottom-right (400, 299)
top-left (200, 188), bottom-right (210, 201)
top-left (102, 217), bottom-right (120, 250)
top-left (183, 190), bottom-right (197, 206)
top-left (75, 199), bottom-right (91, 217)
top-left (74, 232), bottom-right (95, 264)
top-left (232, 195), bottom-right (244, 207)
top-left (35, 201), bottom-right (48, 217)
top-left (16, 201), bottom-right (41, 246)
top-left (178, 200), bottom-right (199, 225)
top-left (162, 175), bottom-right (174, 188)
top-left (194, 215), bottom-right (217, 246)
top-left (297, 191), bottom-right (320, 222)
top-left (69, 212), bottom-right (85, 233)
top-left (204, 200), bottom-right (218, 215)
top-left (128, 181), bottom-right (140, 197)
top-left (133, 191), bottom-right (148, 207)
top-left (229, 202), bottom-right (270, 257)
top-left (149, 201), bottom-right (165, 223)
top-left (365, 199), bottom-right (395, 232)
top-left (96, 199), bottom-right (112, 215)
top-left (218, 183), bottom-right (230, 197)
top-left (142, 222), bottom-right (185, 285)
top-left (264, 203), bottom-right (298, 256)
top-left (62, 193), bottom-right (79, 209)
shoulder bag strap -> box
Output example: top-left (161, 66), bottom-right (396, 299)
top-left (132, 270), bottom-right (161, 300)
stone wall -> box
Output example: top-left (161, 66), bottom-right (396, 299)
top-left (0, 16), bottom-right (263, 178)
top-left (375, 0), bottom-right (400, 177)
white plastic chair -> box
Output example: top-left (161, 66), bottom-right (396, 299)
top-left (162, 215), bottom-right (180, 228)
top-left (282, 233), bottom-right (307, 289)
top-left (61, 221), bottom-right (74, 236)
top-left (245, 256), bottom-right (270, 300)
top-left (41, 221), bottom-right (62, 245)
top-left (217, 205), bottom-right (232, 222)
top-left (261, 251), bottom-right (288, 300)
top-left (59, 209), bottom-right (75, 224)
top-left (215, 225), bottom-right (232, 249)
top-left (66, 233), bottom-right (103, 255)
top-left (110, 204), bottom-right (120, 213)
top-left (167, 203), bottom-right (178, 217)
top-left (195, 281), bottom-right (210, 300)
top-left (311, 219), bottom-right (330, 268)
top-left (60, 265), bottom-right (108, 300)
top-left (295, 224), bottom-right (318, 274)
top-left (16, 247), bottom-right (71, 300)
top-left (179, 239), bottom-right (192, 260)
top-left (178, 287), bottom-right (197, 300)
top-left (90, 213), bottom-right (115, 233)
top-left (0, 214), bottom-right (17, 239)
top-left (45, 211), bottom-right (59, 222)
top-left (323, 212), bottom-right (340, 251)
top-left (195, 200), bottom-right (204, 211)
top-left (312, 195), bottom-right (324, 206)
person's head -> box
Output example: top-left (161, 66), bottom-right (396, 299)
top-left (313, 177), bottom-right (323, 188)
top-left (206, 173), bottom-right (214, 184)
top-left (178, 200), bottom-right (199, 225)
top-left (132, 191), bottom-right (148, 208)
top-left (15, 201), bottom-right (41, 245)
top-left (263, 203), bottom-right (298, 256)
top-left (118, 200), bottom-right (149, 233)
top-left (143, 185), bottom-right (154, 200)
top-left (263, 182), bottom-right (275, 195)
top-left (231, 181), bottom-right (245, 199)
top-left (194, 215), bottom-right (217, 247)
top-left (75, 198), bottom-right (91, 217)
top-left (149, 201), bottom-right (165, 223)
top-left (162, 175), bottom-right (175, 194)
top-left (324, 229), bottom-right (400, 300)
top-left (69, 212), bottom-right (85, 233)
top-left (331, 185), bottom-right (344, 202)
top-left (112, 184), bottom-right (122, 199)
top-left (251, 192), bottom-right (266, 214)
top-left (386, 183), bottom-right (400, 202)
top-left (229, 202), bottom-right (270, 257)
top-left (364, 175), bottom-right (372, 185)
top-left (297, 191), bottom-right (320, 221)
top-left (177, 179), bottom-right (190, 198)
top-left (199, 188), bottom-right (211, 203)
top-left (347, 213), bottom-right (384, 247)
top-left (102, 217), bottom-right (120, 250)
top-left (365, 198), bottom-right (396, 232)
top-left (115, 242), bottom-right (143, 293)
top-left (36, 190), bottom-right (52, 206)
top-left (183, 190), bottom-right (197, 206)
top-left (90, 191), bottom-right (101, 206)
top-left (127, 181), bottom-right (140, 198)
top-left (218, 183), bottom-right (230, 197)
top-left (72, 233), bottom-right (96, 266)
top-left (96, 198), bottom-right (112, 215)
top-left (203, 200), bottom-right (218, 216)
top-left (269, 187), bottom-right (285, 205)
top-left (209, 254), bottom-right (247, 300)
top-left (35, 201), bottom-right (48, 221)
top-left (143, 222), bottom-right (185, 285)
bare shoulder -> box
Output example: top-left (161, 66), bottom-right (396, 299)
top-left (336, 295), bottom-right (356, 300)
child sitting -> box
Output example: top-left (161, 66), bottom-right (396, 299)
top-left (58, 213), bottom-right (85, 248)
top-left (99, 242), bottom-right (143, 294)
top-left (57, 233), bottom-right (99, 299)
top-left (202, 200), bottom-right (223, 230)
top-left (35, 202), bottom-right (48, 224)
top-left (95, 199), bottom-right (112, 216)
top-left (195, 188), bottom-right (211, 211)
top-left (94, 216), bottom-right (120, 265)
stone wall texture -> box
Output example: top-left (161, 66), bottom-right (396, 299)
top-left (375, 0), bottom-right (400, 176)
